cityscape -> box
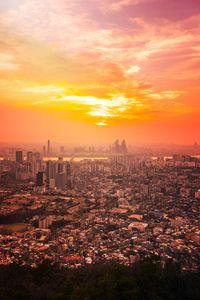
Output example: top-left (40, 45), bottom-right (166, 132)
top-left (0, 140), bottom-right (199, 272)
top-left (0, 0), bottom-right (200, 299)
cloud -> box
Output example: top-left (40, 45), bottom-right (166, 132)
top-left (96, 121), bottom-right (107, 126)
top-left (0, 53), bottom-right (19, 71)
top-left (0, 0), bottom-right (199, 126)
top-left (147, 90), bottom-right (184, 100)
top-left (22, 85), bottom-right (65, 94)
top-left (105, 0), bottom-right (136, 11)
top-left (126, 65), bottom-right (141, 75)
top-left (99, 0), bottom-right (148, 12)
top-left (29, 89), bottom-right (183, 125)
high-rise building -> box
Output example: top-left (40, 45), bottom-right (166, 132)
top-left (47, 140), bottom-right (51, 156)
top-left (27, 151), bottom-right (33, 163)
top-left (46, 160), bottom-right (57, 188)
top-left (112, 139), bottom-right (128, 154)
top-left (36, 171), bottom-right (46, 186)
top-left (66, 161), bottom-right (72, 188)
top-left (66, 162), bottom-right (71, 177)
top-left (16, 151), bottom-right (23, 163)
top-left (58, 157), bottom-right (64, 173)
top-left (46, 161), bottom-right (51, 188)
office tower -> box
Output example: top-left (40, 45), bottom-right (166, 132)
top-left (66, 162), bottom-right (71, 177)
top-left (36, 171), bottom-right (46, 186)
top-left (15, 161), bottom-right (32, 180)
top-left (47, 140), bottom-right (51, 156)
top-left (46, 160), bottom-right (56, 188)
top-left (16, 151), bottom-right (23, 163)
top-left (27, 151), bottom-right (33, 163)
top-left (46, 161), bottom-right (51, 188)
top-left (112, 139), bottom-right (128, 154)
top-left (66, 161), bottom-right (72, 188)
top-left (47, 161), bottom-right (57, 179)
top-left (31, 154), bottom-right (42, 179)
top-left (58, 157), bottom-right (64, 173)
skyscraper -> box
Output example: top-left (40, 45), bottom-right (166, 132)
top-left (66, 161), bottom-right (72, 188)
top-left (121, 140), bottom-right (128, 154)
top-left (16, 151), bottom-right (23, 163)
top-left (36, 171), bottom-right (46, 186)
top-left (27, 151), bottom-right (33, 163)
top-left (112, 139), bottom-right (127, 154)
top-left (57, 157), bottom-right (64, 173)
top-left (56, 173), bottom-right (66, 188)
top-left (47, 140), bottom-right (51, 156)
top-left (46, 160), bottom-right (57, 188)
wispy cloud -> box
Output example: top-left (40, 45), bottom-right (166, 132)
top-left (0, 53), bottom-right (19, 71)
top-left (126, 65), bottom-right (141, 75)
top-left (99, 0), bottom-right (149, 12)
top-left (22, 85), bottom-right (65, 94)
top-left (0, 0), bottom-right (199, 128)
top-left (29, 89), bottom-right (183, 125)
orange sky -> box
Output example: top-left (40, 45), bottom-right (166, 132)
top-left (0, 0), bottom-right (200, 144)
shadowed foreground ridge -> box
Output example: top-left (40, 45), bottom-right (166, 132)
top-left (0, 258), bottom-right (199, 300)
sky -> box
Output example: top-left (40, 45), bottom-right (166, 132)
top-left (0, 0), bottom-right (200, 145)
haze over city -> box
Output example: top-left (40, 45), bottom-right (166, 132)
top-left (1, 0), bottom-right (200, 144)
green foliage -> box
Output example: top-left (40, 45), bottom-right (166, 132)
top-left (0, 258), bottom-right (199, 300)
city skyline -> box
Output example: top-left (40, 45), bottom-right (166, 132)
top-left (0, 142), bottom-right (200, 271)
top-left (0, 0), bottom-right (200, 144)
top-left (0, 2), bottom-right (200, 295)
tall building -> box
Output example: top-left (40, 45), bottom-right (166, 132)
top-left (27, 151), bottom-right (33, 163)
top-left (36, 171), bottom-right (46, 186)
top-left (46, 160), bottom-right (57, 188)
top-left (16, 151), bottom-right (23, 163)
top-left (57, 157), bottom-right (64, 173)
top-left (46, 161), bottom-right (51, 188)
top-left (66, 162), bottom-right (71, 177)
top-left (47, 140), bottom-right (51, 156)
top-left (66, 161), bottom-right (72, 188)
top-left (112, 139), bottom-right (128, 154)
